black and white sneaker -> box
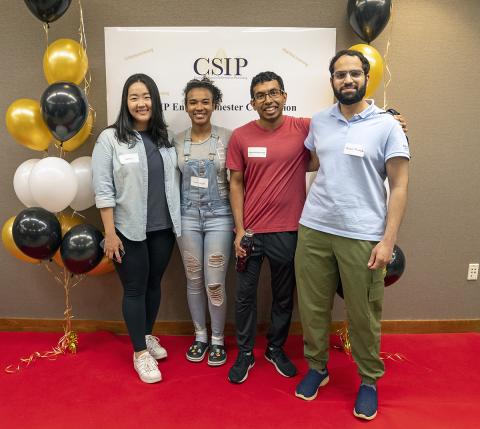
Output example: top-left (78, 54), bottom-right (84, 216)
top-left (265, 346), bottom-right (297, 377)
top-left (228, 351), bottom-right (255, 383)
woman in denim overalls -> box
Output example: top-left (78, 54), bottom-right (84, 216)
top-left (175, 78), bottom-right (233, 366)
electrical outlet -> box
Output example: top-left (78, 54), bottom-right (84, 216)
top-left (467, 263), bottom-right (479, 281)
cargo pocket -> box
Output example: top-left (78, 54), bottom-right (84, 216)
top-left (369, 269), bottom-right (385, 302)
top-left (368, 268), bottom-right (385, 331)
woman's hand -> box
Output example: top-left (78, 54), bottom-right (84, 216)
top-left (103, 232), bottom-right (124, 263)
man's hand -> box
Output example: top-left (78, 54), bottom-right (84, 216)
top-left (367, 240), bottom-right (394, 270)
top-left (393, 114), bottom-right (408, 133)
top-left (234, 229), bottom-right (247, 258)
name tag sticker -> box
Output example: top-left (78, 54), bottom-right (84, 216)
top-left (248, 147), bottom-right (267, 158)
top-left (119, 153), bottom-right (140, 164)
top-left (191, 177), bottom-right (209, 188)
top-left (343, 144), bottom-right (365, 158)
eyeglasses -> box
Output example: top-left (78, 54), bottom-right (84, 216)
top-left (332, 70), bottom-right (364, 80)
top-left (252, 88), bottom-right (285, 102)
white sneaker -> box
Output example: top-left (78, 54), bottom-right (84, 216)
top-left (133, 352), bottom-right (162, 383)
top-left (146, 335), bottom-right (168, 360)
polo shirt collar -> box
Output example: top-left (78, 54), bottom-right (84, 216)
top-left (329, 99), bottom-right (378, 122)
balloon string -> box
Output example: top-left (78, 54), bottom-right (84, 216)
top-left (43, 22), bottom-right (49, 49)
top-left (4, 265), bottom-right (82, 374)
top-left (382, 1), bottom-right (394, 110)
top-left (78, 0), bottom-right (91, 97)
top-left (72, 210), bottom-right (87, 220)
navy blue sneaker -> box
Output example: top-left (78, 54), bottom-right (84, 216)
top-left (295, 368), bottom-right (329, 401)
top-left (353, 384), bottom-right (378, 420)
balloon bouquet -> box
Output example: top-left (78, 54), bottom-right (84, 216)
top-left (346, 0), bottom-right (392, 99)
top-left (3, 1), bottom-right (112, 371)
top-left (334, 1), bottom-right (408, 354)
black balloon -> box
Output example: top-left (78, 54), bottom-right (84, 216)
top-left (60, 224), bottom-right (103, 274)
top-left (336, 244), bottom-right (406, 299)
top-left (40, 82), bottom-right (88, 142)
top-left (336, 278), bottom-right (344, 299)
top-left (12, 207), bottom-right (62, 260)
top-left (347, 0), bottom-right (391, 43)
top-left (24, 0), bottom-right (72, 24)
top-left (385, 245), bottom-right (406, 287)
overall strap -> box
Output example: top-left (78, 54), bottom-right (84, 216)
top-left (208, 126), bottom-right (220, 161)
top-left (183, 128), bottom-right (192, 162)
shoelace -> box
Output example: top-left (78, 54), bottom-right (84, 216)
top-left (146, 335), bottom-right (161, 351)
top-left (146, 335), bottom-right (160, 348)
top-left (237, 353), bottom-right (251, 364)
top-left (271, 348), bottom-right (288, 363)
top-left (137, 354), bottom-right (158, 373)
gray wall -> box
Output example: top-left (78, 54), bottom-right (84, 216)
top-left (0, 0), bottom-right (479, 322)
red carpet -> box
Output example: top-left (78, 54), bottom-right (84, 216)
top-left (1, 332), bottom-right (479, 429)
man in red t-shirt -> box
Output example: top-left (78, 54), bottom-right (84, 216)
top-left (226, 71), bottom-right (317, 384)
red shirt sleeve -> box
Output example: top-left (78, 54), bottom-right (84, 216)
top-left (300, 117), bottom-right (311, 134)
top-left (226, 130), bottom-right (245, 171)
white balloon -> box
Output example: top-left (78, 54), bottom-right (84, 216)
top-left (13, 159), bottom-right (40, 207)
top-left (29, 157), bottom-right (78, 213)
top-left (70, 156), bottom-right (95, 211)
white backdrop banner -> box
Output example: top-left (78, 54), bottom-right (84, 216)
top-left (104, 27), bottom-right (336, 133)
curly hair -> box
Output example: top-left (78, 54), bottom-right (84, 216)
top-left (183, 77), bottom-right (223, 107)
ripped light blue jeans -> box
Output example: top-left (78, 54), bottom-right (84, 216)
top-left (180, 203), bottom-right (233, 345)
top-left (178, 132), bottom-right (233, 346)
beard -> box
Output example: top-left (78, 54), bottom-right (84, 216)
top-left (333, 82), bottom-right (367, 105)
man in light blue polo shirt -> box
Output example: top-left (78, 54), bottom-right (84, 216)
top-left (294, 50), bottom-right (410, 421)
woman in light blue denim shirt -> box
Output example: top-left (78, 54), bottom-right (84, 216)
top-left (175, 78), bottom-right (233, 367)
top-left (92, 74), bottom-right (181, 384)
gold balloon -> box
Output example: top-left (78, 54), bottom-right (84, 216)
top-left (349, 44), bottom-right (384, 98)
top-left (87, 255), bottom-right (115, 276)
top-left (53, 249), bottom-right (64, 268)
top-left (43, 38), bottom-right (89, 85)
top-left (5, 99), bottom-right (52, 151)
top-left (57, 212), bottom-right (84, 236)
top-left (53, 213), bottom-right (84, 268)
top-left (55, 110), bottom-right (94, 152)
top-left (2, 217), bottom-right (40, 264)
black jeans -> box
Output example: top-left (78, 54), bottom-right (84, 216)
top-left (235, 231), bottom-right (297, 352)
top-left (115, 229), bottom-right (175, 352)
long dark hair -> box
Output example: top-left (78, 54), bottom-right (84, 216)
top-left (110, 73), bottom-right (171, 147)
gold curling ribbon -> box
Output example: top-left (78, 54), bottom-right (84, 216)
top-left (78, 0), bottom-right (91, 97)
top-left (382, 1), bottom-right (394, 110)
top-left (380, 351), bottom-right (406, 362)
top-left (5, 264), bottom-right (83, 373)
top-left (43, 22), bottom-right (49, 51)
top-left (334, 320), bottom-right (408, 364)
top-left (334, 321), bottom-right (352, 355)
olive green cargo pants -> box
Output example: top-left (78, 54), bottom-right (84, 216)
top-left (295, 225), bottom-right (385, 384)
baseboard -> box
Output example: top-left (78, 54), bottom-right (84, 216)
top-left (0, 318), bottom-right (478, 334)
